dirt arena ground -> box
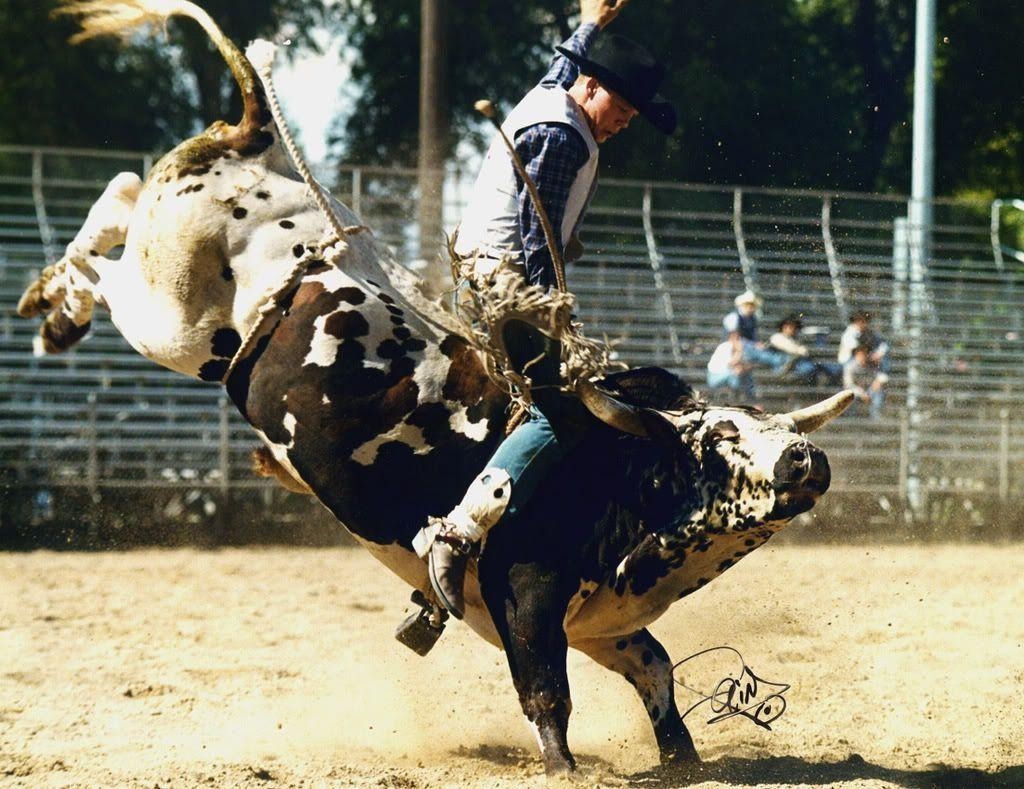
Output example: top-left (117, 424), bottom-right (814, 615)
top-left (2, 541), bottom-right (1023, 788)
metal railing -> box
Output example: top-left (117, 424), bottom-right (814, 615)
top-left (2, 144), bottom-right (1023, 526)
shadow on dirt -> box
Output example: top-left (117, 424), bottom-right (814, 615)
top-left (459, 746), bottom-right (1023, 788)
top-left (625, 753), bottom-right (1024, 787)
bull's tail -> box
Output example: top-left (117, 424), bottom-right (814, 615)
top-left (53, 0), bottom-right (271, 132)
top-left (251, 446), bottom-right (312, 495)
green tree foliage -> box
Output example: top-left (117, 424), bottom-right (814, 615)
top-left (331, 0), bottom-right (580, 166)
top-left (936, 1), bottom-right (1024, 196)
top-left (333, 0), bottom-right (1024, 196)
top-left (0, 0), bottom-right (191, 149)
top-left (0, 0), bottom-right (327, 150)
top-left (2, 0), bottom-right (1021, 196)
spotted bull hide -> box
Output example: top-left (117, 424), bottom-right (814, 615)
top-left (18, 0), bottom-right (851, 777)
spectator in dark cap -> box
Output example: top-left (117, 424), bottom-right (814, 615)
top-left (769, 314), bottom-right (843, 385)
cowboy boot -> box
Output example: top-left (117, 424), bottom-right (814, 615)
top-left (414, 467), bottom-right (512, 620)
top-left (427, 523), bottom-right (476, 620)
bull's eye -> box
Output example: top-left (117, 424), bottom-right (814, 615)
top-left (705, 419), bottom-right (741, 448)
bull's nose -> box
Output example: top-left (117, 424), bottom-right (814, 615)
top-left (773, 442), bottom-right (829, 489)
top-left (781, 443), bottom-right (810, 479)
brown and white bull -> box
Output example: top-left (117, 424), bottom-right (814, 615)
top-left (18, 0), bottom-right (852, 775)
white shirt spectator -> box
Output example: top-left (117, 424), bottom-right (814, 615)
top-left (769, 331), bottom-right (809, 358)
top-left (838, 321), bottom-right (890, 364)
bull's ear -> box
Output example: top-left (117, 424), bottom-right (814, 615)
top-left (637, 408), bottom-right (682, 451)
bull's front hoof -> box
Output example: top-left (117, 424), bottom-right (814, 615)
top-left (660, 747), bottom-right (702, 766)
top-left (653, 755), bottom-right (706, 785)
top-left (542, 754), bottom-right (578, 782)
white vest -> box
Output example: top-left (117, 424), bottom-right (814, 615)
top-left (455, 85), bottom-right (599, 265)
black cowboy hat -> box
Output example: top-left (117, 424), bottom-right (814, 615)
top-left (556, 34), bottom-right (676, 135)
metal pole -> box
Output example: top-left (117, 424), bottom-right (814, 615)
top-left (903, 0), bottom-right (936, 520)
top-left (991, 199), bottom-right (1005, 272)
top-left (891, 217), bottom-right (909, 336)
top-left (909, 0), bottom-right (936, 262)
top-left (898, 408), bottom-right (909, 501)
top-left (351, 168), bottom-right (362, 218)
top-left (218, 396), bottom-right (231, 497)
top-left (999, 408), bottom-right (1010, 502)
top-left (904, 198), bottom-right (923, 516)
top-left (87, 392), bottom-right (99, 497)
top-left (732, 188), bottom-right (755, 291)
top-left (31, 150), bottom-right (59, 265)
top-left (417, 0), bottom-right (449, 264)
top-left (821, 195), bottom-right (849, 325)
top-left (642, 185), bottom-right (682, 366)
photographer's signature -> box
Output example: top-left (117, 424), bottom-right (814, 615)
top-left (675, 646), bottom-right (790, 730)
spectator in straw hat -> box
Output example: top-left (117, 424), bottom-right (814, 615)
top-left (722, 289), bottom-right (763, 342)
top-left (721, 288), bottom-right (786, 373)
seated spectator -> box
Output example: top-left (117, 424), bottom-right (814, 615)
top-left (722, 289), bottom-right (782, 371)
top-left (722, 290), bottom-right (762, 341)
top-left (707, 330), bottom-right (756, 402)
top-left (768, 314), bottom-right (843, 385)
top-left (843, 344), bottom-right (888, 419)
top-left (838, 311), bottom-right (890, 374)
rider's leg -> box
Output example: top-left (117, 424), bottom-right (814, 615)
top-left (423, 408), bottom-right (585, 618)
top-left (421, 320), bottom-right (589, 618)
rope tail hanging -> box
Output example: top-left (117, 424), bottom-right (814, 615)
top-left (474, 100), bottom-right (568, 294)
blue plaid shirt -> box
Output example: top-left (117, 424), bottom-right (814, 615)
top-left (514, 23), bottom-right (599, 289)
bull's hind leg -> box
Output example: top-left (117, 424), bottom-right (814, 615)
top-left (18, 172), bottom-right (142, 353)
top-left (574, 629), bottom-right (699, 765)
top-left (479, 559), bottom-right (578, 774)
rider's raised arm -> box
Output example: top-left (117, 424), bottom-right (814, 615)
top-left (539, 22), bottom-right (598, 91)
top-left (539, 0), bottom-right (628, 90)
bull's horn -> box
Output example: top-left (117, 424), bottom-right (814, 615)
top-left (783, 389), bottom-right (856, 433)
top-left (577, 382), bottom-right (648, 437)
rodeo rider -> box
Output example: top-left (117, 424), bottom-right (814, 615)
top-left (416, 0), bottom-right (677, 619)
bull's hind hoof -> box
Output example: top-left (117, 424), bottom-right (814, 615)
top-left (17, 266), bottom-right (57, 318)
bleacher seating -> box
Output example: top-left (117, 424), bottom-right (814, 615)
top-left (2, 144), bottom-right (1023, 523)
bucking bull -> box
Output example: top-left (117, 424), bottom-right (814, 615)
top-left (18, 0), bottom-right (853, 775)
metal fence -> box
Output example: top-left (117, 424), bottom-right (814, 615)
top-left (2, 144), bottom-right (1023, 529)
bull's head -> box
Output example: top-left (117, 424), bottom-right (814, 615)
top-left (582, 385), bottom-right (853, 529)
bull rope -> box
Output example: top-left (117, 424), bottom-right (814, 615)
top-left (221, 239), bottom-right (351, 384)
top-left (220, 40), bottom-right (370, 384)
top-left (225, 41), bottom-right (460, 382)
top-left (245, 40), bottom-right (358, 245)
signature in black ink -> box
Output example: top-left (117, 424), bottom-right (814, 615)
top-left (674, 646), bottom-right (790, 730)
